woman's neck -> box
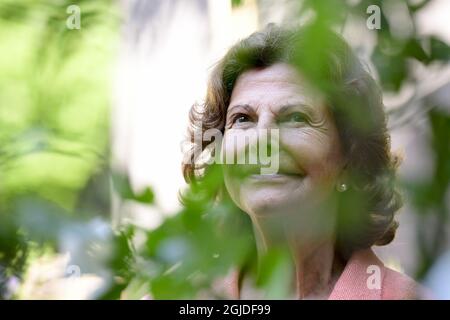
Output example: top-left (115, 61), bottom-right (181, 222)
top-left (290, 239), bottom-right (344, 299)
top-left (250, 215), bottom-right (345, 299)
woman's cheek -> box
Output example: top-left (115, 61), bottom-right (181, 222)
top-left (221, 130), bottom-right (250, 163)
top-left (282, 129), bottom-right (340, 180)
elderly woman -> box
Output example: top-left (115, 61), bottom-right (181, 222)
top-left (182, 24), bottom-right (421, 299)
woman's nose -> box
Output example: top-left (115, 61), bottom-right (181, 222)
top-left (255, 113), bottom-right (280, 161)
top-left (256, 112), bottom-right (277, 130)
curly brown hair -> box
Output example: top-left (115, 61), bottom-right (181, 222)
top-left (182, 24), bottom-right (402, 256)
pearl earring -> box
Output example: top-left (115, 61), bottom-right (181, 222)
top-left (337, 182), bottom-right (348, 192)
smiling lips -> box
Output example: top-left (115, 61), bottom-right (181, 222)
top-left (236, 162), bottom-right (306, 181)
top-left (248, 172), bottom-right (305, 182)
top-left (226, 149), bottom-right (307, 182)
top-left (239, 169), bottom-right (305, 182)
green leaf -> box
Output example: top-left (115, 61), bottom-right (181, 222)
top-left (231, 0), bottom-right (243, 8)
top-left (404, 38), bottom-right (430, 64)
top-left (430, 37), bottom-right (450, 61)
top-left (134, 187), bottom-right (154, 204)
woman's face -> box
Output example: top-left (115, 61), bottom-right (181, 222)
top-left (222, 63), bottom-right (345, 221)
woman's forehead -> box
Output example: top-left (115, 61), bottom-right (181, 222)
top-left (229, 63), bottom-right (320, 112)
top-left (233, 63), bottom-right (302, 87)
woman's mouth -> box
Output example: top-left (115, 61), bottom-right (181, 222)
top-left (248, 172), bottom-right (305, 183)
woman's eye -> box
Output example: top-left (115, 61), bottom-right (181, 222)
top-left (233, 114), bottom-right (251, 124)
top-left (284, 112), bottom-right (307, 123)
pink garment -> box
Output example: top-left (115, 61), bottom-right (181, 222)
top-left (222, 249), bottom-right (423, 300)
top-left (328, 249), bottom-right (419, 300)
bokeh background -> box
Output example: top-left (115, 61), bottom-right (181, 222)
top-left (0, 0), bottom-right (449, 299)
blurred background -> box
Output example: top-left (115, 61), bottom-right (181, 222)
top-left (0, 0), bottom-right (449, 299)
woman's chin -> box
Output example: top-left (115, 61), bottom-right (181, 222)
top-left (240, 179), bottom-right (308, 217)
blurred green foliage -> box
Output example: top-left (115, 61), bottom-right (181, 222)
top-left (0, 0), bottom-right (119, 298)
top-left (0, 0), bottom-right (449, 299)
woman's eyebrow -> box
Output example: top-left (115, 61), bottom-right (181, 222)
top-left (227, 104), bottom-right (254, 114)
top-left (278, 103), bottom-right (314, 114)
